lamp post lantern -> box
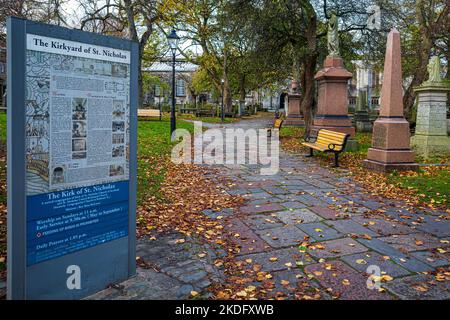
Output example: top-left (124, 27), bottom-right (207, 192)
top-left (221, 79), bottom-right (225, 123)
top-left (167, 29), bottom-right (180, 138)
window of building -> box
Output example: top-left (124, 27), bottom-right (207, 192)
top-left (154, 85), bottom-right (161, 97)
top-left (176, 79), bottom-right (185, 97)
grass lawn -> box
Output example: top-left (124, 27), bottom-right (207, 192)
top-left (176, 113), bottom-right (238, 124)
top-left (388, 168), bottom-right (450, 207)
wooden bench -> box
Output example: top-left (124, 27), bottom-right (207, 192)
top-left (195, 109), bottom-right (216, 117)
top-left (267, 118), bottom-right (283, 137)
top-left (302, 129), bottom-right (349, 167)
top-left (138, 109), bottom-right (162, 120)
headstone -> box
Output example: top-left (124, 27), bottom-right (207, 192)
top-left (355, 89), bottom-right (372, 132)
top-left (363, 29), bottom-right (418, 172)
top-left (284, 93), bottom-right (304, 126)
top-left (411, 57), bottom-right (450, 158)
top-left (313, 57), bottom-right (355, 138)
top-left (7, 18), bottom-right (138, 299)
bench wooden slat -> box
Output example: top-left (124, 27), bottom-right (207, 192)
top-left (138, 109), bottom-right (161, 118)
top-left (301, 129), bottom-right (350, 167)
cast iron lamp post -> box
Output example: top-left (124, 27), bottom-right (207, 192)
top-left (221, 79), bottom-right (225, 123)
top-left (167, 29), bottom-right (180, 137)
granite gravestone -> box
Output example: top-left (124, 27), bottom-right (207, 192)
top-left (411, 57), bottom-right (450, 158)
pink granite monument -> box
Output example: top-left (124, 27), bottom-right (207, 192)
top-left (312, 57), bottom-right (355, 137)
top-left (312, 14), bottom-right (355, 138)
top-left (285, 93), bottom-right (304, 126)
top-left (363, 29), bottom-right (418, 172)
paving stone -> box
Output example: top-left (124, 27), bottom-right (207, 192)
top-left (242, 214), bottom-right (284, 230)
top-left (202, 208), bottom-right (234, 219)
top-left (415, 220), bottom-right (450, 238)
top-left (352, 216), bottom-right (417, 236)
top-left (280, 201), bottom-right (307, 210)
top-left (266, 269), bottom-right (308, 299)
top-left (263, 186), bottom-right (290, 195)
top-left (274, 209), bottom-right (321, 226)
top-left (240, 203), bottom-right (285, 214)
top-left (265, 269), bottom-right (331, 299)
top-left (294, 194), bottom-right (321, 206)
top-left (341, 251), bottom-right (410, 278)
top-left (244, 191), bottom-right (273, 200)
top-left (304, 261), bottom-right (391, 300)
top-left (356, 238), bottom-right (433, 273)
top-left (247, 198), bottom-right (277, 205)
top-left (227, 188), bottom-right (250, 195)
top-left (237, 248), bottom-right (315, 273)
top-left (309, 206), bottom-right (342, 220)
top-left (326, 220), bottom-right (378, 237)
top-left (88, 268), bottom-right (185, 300)
top-left (409, 250), bottom-right (450, 268)
top-left (225, 218), bottom-right (269, 255)
top-left (378, 233), bottom-right (444, 252)
top-left (296, 222), bottom-right (343, 241)
top-left (255, 226), bottom-right (309, 249)
top-left (308, 238), bottom-right (368, 259)
top-left (178, 269), bottom-right (208, 283)
top-left (384, 274), bottom-right (450, 300)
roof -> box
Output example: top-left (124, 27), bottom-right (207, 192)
top-left (143, 61), bottom-right (199, 73)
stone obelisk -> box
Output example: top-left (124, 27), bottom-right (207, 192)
top-left (363, 29), bottom-right (418, 172)
top-left (312, 14), bottom-right (356, 141)
top-left (411, 56), bottom-right (450, 158)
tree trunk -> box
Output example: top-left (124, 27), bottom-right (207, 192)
top-left (301, 54), bottom-right (317, 137)
top-left (300, 7), bottom-right (318, 137)
top-left (137, 53), bottom-right (143, 108)
top-left (403, 0), bottom-right (433, 121)
top-left (224, 84), bottom-right (233, 113)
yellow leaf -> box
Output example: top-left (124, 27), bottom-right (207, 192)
top-left (342, 279), bottom-right (351, 286)
top-left (190, 291), bottom-right (199, 297)
top-left (356, 259), bottom-right (367, 265)
top-left (315, 228), bottom-right (323, 232)
top-left (281, 280), bottom-right (290, 286)
top-left (269, 257), bottom-right (278, 262)
top-left (236, 290), bottom-right (248, 297)
top-left (245, 286), bottom-right (256, 292)
top-left (285, 262), bottom-right (293, 268)
top-left (381, 275), bottom-right (393, 282)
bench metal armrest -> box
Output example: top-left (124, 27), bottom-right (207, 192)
top-left (305, 136), bottom-right (316, 143)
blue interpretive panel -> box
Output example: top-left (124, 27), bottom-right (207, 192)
top-left (7, 18), bottom-right (138, 300)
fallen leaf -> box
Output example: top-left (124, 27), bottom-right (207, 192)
top-left (190, 291), bottom-right (199, 297)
